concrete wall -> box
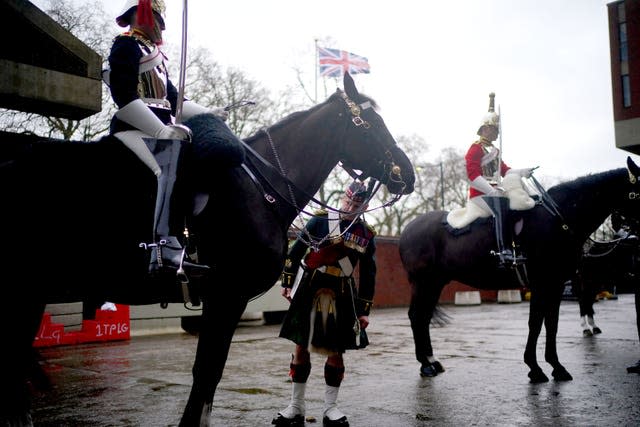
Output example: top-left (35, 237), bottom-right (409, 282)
top-left (45, 236), bottom-right (503, 334)
top-left (0, 0), bottom-right (102, 119)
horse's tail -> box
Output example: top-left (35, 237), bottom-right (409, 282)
top-left (430, 303), bottom-right (452, 327)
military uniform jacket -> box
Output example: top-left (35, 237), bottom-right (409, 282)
top-left (279, 212), bottom-right (376, 353)
top-left (106, 31), bottom-right (179, 134)
top-left (465, 140), bottom-right (511, 198)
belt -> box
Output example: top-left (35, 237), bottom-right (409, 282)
top-left (142, 97), bottom-right (171, 110)
top-left (316, 265), bottom-right (344, 277)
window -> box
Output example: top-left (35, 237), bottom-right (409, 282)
top-left (618, 3), bottom-right (631, 108)
top-left (623, 75), bottom-right (631, 108)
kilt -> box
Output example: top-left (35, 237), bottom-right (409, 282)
top-left (278, 269), bottom-right (367, 354)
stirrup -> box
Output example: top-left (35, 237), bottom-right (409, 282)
top-left (491, 249), bottom-right (526, 267)
top-left (142, 239), bottom-right (209, 276)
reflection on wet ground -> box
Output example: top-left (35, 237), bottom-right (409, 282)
top-left (32, 294), bottom-right (639, 426)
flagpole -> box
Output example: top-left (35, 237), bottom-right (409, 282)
top-left (314, 38), bottom-right (318, 104)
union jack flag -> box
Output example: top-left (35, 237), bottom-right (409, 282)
top-left (318, 47), bottom-right (370, 78)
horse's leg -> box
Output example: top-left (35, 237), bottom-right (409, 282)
top-left (578, 279), bottom-right (596, 336)
top-left (1, 301), bottom-right (46, 426)
top-left (543, 286), bottom-right (573, 381)
top-left (408, 276), bottom-right (445, 377)
top-left (179, 295), bottom-right (248, 427)
top-left (587, 313), bottom-right (602, 335)
top-left (524, 291), bottom-right (548, 383)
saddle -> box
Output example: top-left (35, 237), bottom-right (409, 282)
top-left (147, 114), bottom-right (247, 305)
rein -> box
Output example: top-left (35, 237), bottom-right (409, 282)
top-left (583, 234), bottom-right (636, 258)
top-left (239, 90), bottom-right (405, 218)
top-left (237, 89), bottom-right (405, 251)
top-left (530, 175), bottom-right (572, 234)
top-left (531, 172), bottom-right (640, 253)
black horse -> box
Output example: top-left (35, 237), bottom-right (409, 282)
top-left (574, 211), bottom-right (640, 336)
top-left (398, 158), bottom-right (640, 383)
top-left (0, 73), bottom-right (415, 426)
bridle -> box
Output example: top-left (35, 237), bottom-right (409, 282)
top-left (241, 89), bottom-right (406, 216)
top-left (337, 90), bottom-right (404, 196)
top-left (238, 89), bottom-right (407, 250)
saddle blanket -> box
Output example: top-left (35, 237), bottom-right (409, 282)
top-left (447, 173), bottom-right (535, 229)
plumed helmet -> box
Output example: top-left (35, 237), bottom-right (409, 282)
top-left (345, 180), bottom-right (370, 203)
top-left (477, 92), bottom-right (500, 135)
top-left (116, 0), bottom-right (166, 28)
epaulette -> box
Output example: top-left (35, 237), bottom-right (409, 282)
top-left (314, 208), bottom-right (328, 216)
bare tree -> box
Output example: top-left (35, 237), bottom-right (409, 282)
top-left (169, 46), bottom-right (301, 138)
top-left (3, 0), bottom-right (299, 142)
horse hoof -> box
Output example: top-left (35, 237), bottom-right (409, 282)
top-left (420, 364), bottom-right (439, 377)
top-left (627, 360), bottom-right (640, 374)
top-left (582, 329), bottom-right (593, 337)
top-left (592, 327), bottom-right (602, 335)
top-left (552, 368), bottom-right (573, 381)
top-left (432, 361), bottom-right (445, 373)
top-left (528, 369), bottom-right (549, 383)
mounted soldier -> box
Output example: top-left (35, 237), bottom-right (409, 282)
top-left (462, 92), bottom-right (535, 267)
top-left (103, 0), bottom-right (244, 285)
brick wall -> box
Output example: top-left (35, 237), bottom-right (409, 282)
top-left (371, 236), bottom-right (498, 307)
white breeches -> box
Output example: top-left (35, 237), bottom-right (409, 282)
top-left (114, 130), bottom-right (161, 177)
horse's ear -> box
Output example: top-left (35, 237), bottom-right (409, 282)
top-left (627, 156), bottom-right (640, 183)
top-left (343, 72), bottom-right (358, 98)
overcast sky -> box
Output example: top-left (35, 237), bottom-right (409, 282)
top-left (44, 0), bottom-right (633, 182)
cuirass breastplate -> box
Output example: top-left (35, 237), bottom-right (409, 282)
top-left (136, 41), bottom-right (168, 100)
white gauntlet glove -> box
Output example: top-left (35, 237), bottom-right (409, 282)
top-left (471, 176), bottom-right (503, 196)
top-left (209, 107), bottom-right (229, 121)
top-left (156, 124), bottom-right (192, 141)
top-left (116, 99), bottom-right (190, 140)
top-left (182, 100), bottom-right (229, 122)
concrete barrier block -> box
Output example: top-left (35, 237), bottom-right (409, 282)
top-left (454, 291), bottom-right (481, 305)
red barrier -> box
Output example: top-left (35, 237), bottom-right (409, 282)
top-left (33, 304), bottom-right (130, 347)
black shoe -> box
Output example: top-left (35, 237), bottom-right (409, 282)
top-left (272, 413), bottom-right (304, 426)
top-left (627, 360), bottom-right (640, 374)
top-left (323, 415), bottom-right (349, 426)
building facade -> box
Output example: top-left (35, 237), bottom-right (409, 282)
top-left (609, 0), bottom-right (640, 154)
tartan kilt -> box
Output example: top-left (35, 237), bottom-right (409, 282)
top-left (278, 270), bottom-right (366, 354)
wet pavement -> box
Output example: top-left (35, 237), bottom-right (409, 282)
top-left (31, 294), bottom-right (639, 426)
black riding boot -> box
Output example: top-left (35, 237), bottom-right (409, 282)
top-left (145, 139), bottom-right (208, 280)
top-left (483, 195), bottom-right (525, 267)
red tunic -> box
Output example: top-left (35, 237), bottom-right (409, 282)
top-left (465, 141), bottom-right (510, 198)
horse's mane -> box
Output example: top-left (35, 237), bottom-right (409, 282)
top-left (243, 90), bottom-right (378, 144)
top-left (549, 168), bottom-right (627, 196)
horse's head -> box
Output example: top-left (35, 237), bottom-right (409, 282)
top-left (335, 72), bottom-right (415, 195)
top-left (618, 156), bottom-right (640, 223)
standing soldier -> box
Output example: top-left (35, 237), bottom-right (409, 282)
top-left (273, 181), bottom-right (377, 427)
